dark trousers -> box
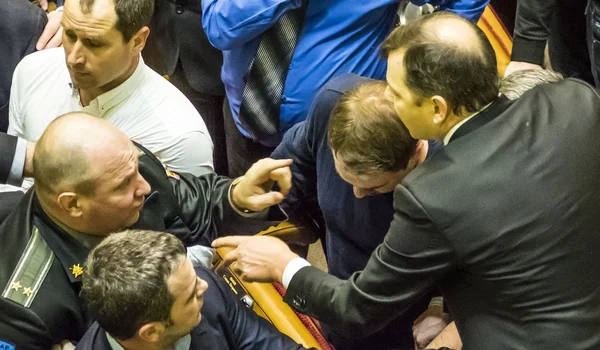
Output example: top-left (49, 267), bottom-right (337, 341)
top-left (549, 0), bottom-right (595, 85)
top-left (169, 68), bottom-right (228, 175)
top-left (223, 98), bottom-right (276, 178)
top-left (0, 191), bottom-right (23, 224)
top-left (587, 0), bottom-right (600, 86)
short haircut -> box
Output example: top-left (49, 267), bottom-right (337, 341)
top-left (328, 80), bottom-right (418, 175)
top-left (381, 12), bottom-right (499, 116)
top-left (82, 230), bottom-right (187, 340)
top-left (33, 114), bottom-right (96, 197)
top-left (499, 69), bottom-right (564, 100)
top-left (79, 0), bottom-right (153, 42)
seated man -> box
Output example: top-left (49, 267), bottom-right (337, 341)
top-left (0, 112), bottom-right (290, 349)
top-left (8, 0), bottom-right (213, 183)
top-left (77, 229), bottom-right (307, 350)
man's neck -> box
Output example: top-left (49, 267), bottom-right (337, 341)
top-left (79, 56), bottom-right (140, 106)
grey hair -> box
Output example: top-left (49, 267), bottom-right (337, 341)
top-left (500, 69), bottom-right (564, 100)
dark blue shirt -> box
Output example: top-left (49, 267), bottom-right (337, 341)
top-left (271, 74), bottom-right (441, 349)
top-left (202, 0), bottom-right (488, 145)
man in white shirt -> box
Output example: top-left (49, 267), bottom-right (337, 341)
top-left (8, 0), bottom-right (213, 182)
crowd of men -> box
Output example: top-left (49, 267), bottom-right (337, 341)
top-left (1, 0), bottom-right (600, 349)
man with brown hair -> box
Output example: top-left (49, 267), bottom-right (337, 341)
top-left (270, 74), bottom-right (438, 349)
top-left (78, 229), bottom-right (305, 349)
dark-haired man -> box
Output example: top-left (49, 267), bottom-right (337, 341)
top-left (76, 229), bottom-right (306, 350)
top-left (215, 12), bottom-right (600, 349)
top-left (7, 0), bottom-right (213, 189)
top-left (0, 112), bottom-right (290, 349)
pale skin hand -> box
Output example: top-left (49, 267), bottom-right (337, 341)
top-left (504, 61), bottom-right (543, 78)
top-left (426, 322), bottom-right (462, 350)
top-left (413, 306), bottom-right (451, 349)
top-left (36, 9), bottom-right (64, 50)
top-left (231, 158), bottom-right (293, 212)
top-left (212, 236), bottom-right (299, 283)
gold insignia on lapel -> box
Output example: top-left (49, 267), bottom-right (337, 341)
top-left (70, 264), bottom-right (84, 278)
top-left (10, 281), bottom-right (22, 291)
top-left (22, 287), bottom-right (33, 297)
top-left (165, 169), bottom-right (180, 180)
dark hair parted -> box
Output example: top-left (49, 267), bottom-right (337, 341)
top-left (381, 12), bottom-right (499, 116)
top-left (79, 0), bottom-right (153, 42)
top-left (328, 80), bottom-right (418, 175)
top-left (82, 230), bottom-right (186, 340)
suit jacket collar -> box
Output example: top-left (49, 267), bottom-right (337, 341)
top-left (448, 96), bottom-right (513, 144)
top-left (32, 193), bottom-right (89, 284)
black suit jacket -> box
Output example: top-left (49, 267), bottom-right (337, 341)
top-left (76, 267), bottom-right (306, 350)
top-left (143, 0), bottom-right (224, 96)
top-left (284, 79), bottom-right (600, 349)
top-left (0, 0), bottom-right (46, 132)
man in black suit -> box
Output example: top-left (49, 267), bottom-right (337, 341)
top-left (143, 0), bottom-right (227, 175)
top-left (0, 0), bottom-right (47, 133)
top-left (77, 229), bottom-right (305, 350)
top-left (214, 12), bottom-right (600, 349)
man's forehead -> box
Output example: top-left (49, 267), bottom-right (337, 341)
top-left (63, 0), bottom-right (117, 34)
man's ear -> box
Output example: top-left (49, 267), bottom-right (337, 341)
top-left (138, 322), bottom-right (165, 343)
top-left (431, 95), bottom-right (449, 125)
top-left (131, 26), bottom-right (150, 55)
top-left (57, 192), bottom-right (83, 218)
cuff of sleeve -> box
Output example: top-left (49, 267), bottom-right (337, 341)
top-left (510, 36), bottom-right (547, 65)
top-left (7, 137), bottom-right (27, 187)
top-left (227, 177), bottom-right (269, 218)
top-left (282, 257), bottom-right (311, 289)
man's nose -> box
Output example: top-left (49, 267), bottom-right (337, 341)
top-left (67, 42), bottom-right (85, 67)
top-left (353, 186), bottom-right (367, 199)
top-left (137, 176), bottom-right (151, 197)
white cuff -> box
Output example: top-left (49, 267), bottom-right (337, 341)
top-left (282, 257), bottom-right (311, 289)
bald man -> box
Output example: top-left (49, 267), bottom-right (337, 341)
top-left (214, 12), bottom-right (600, 349)
top-left (0, 112), bottom-right (291, 349)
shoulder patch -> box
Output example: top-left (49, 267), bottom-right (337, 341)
top-left (2, 226), bottom-right (54, 308)
top-left (165, 169), bottom-right (180, 180)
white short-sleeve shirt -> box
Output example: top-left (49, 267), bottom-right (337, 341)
top-left (7, 48), bottom-right (214, 180)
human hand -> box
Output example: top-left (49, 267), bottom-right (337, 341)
top-left (231, 158), bottom-right (292, 212)
top-left (24, 141), bottom-right (36, 177)
top-left (51, 340), bottom-right (75, 350)
top-left (424, 322), bottom-right (462, 350)
top-left (37, 9), bottom-right (64, 50)
top-left (212, 235), bottom-right (299, 283)
top-left (39, 0), bottom-right (49, 11)
top-left (413, 306), bottom-right (451, 349)
top-left (504, 61), bottom-right (543, 78)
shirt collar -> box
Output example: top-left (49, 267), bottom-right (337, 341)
top-left (442, 101), bottom-right (493, 145)
top-left (67, 55), bottom-right (146, 111)
top-left (106, 333), bottom-right (191, 350)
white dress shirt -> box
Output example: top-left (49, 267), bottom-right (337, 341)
top-left (7, 48), bottom-right (213, 183)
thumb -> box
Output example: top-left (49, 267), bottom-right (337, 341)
top-left (245, 191), bottom-right (284, 211)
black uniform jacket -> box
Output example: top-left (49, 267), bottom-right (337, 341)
top-left (0, 143), bottom-right (283, 349)
top-left (284, 79), bottom-right (600, 349)
top-left (75, 267), bottom-right (306, 350)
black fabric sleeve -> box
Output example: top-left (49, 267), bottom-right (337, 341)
top-left (511, 0), bottom-right (559, 65)
top-left (0, 133), bottom-right (18, 184)
top-left (283, 185), bottom-right (457, 338)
